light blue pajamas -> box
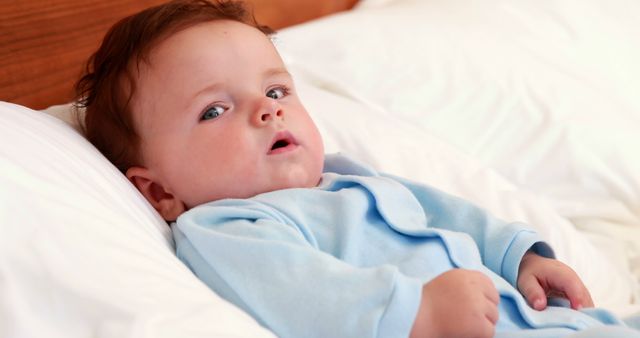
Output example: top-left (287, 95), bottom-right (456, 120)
top-left (173, 154), bottom-right (639, 337)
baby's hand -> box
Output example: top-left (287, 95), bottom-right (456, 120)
top-left (411, 269), bottom-right (499, 338)
top-left (517, 252), bottom-right (594, 311)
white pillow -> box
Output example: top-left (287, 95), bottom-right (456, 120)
top-left (0, 102), bottom-right (274, 338)
top-left (277, 0), bottom-right (640, 216)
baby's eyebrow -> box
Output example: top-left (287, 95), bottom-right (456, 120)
top-left (191, 68), bottom-right (290, 101)
top-left (263, 67), bottom-right (291, 78)
top-left (191, 82), bottom-right (224, 102)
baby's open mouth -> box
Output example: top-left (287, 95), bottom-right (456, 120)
top-left (271, 139), bottom-right (290, 150)
top-left (268, 131), bottom-right (298, 154)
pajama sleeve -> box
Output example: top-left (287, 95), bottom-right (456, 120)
top-left (382, 173), bottom-right (554, 287)
top-left (173, 199), bottom-right (423, 338)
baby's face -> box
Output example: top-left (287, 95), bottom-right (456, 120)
top-left (130, 20), bottom-right (324, 210)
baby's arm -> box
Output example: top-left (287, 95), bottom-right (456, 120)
top-left (411, 269), bottom-right (499, 338)
top-left (174, 199), bottom-right (425, 338)
top-left (517, 251), bottom-right (594, 310)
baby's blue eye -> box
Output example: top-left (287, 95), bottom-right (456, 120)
top-left (266, 87), bottom-right (287, 100)
top-left (200, 105), bottom-right (226, 121)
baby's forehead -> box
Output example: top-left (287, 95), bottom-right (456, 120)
top-left (138, 20), bottom-right (273, 74)
top-left (129, 19), bottom-right (283, 124)
top-left (160, 19), bottom-right (271, 49)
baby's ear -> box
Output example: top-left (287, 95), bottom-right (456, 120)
top-left (126, 166), bottom-right (186, 221)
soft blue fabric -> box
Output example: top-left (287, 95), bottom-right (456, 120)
top-left (174, 153), bottom-right (638, 338)
top-left (625, 312), bottom-right (640, 330)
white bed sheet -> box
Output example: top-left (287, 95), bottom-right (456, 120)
top-left (276, 0), bottom-right (640, 316)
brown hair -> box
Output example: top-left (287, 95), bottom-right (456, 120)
top-left (75, 0), bottom-right (273, 173)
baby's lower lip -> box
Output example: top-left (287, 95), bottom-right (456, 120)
top-left (267, 143), bottom-right (298, 155)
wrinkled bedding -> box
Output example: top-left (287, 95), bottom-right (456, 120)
top-left (276, 0), bottom-right (640, 315)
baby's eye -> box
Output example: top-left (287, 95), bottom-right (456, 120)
top-left (200, 105), bottom-right (226, 121)
top-left (266, 87), bottom-right (288, 100)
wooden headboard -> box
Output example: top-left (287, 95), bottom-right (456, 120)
top-left (0, 0), bottom-right (357, 110)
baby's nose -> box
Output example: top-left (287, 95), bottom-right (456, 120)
top-left (253, 97), bottom-right (283, 125)
top-left (260, 109), bottom-right (283, 121)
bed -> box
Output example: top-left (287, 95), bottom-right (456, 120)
top-left (1, 0), bottom-right (639, 336)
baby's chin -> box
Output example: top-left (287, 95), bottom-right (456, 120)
top-left (272, 168), bottom-right (322, 190)
top-left (253, 179), bottom-right (318, 198)
top-left (186, 175), bottom-right (322, 208)
top-left (241, 171), bottom-right (322, 199)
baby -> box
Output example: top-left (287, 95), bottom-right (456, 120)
top-left (76, 0), bottom-right (640, 337)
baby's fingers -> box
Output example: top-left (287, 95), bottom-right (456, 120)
top-left (518, 275), bottom-right (547, 311)
top-left (558, 280), bottom-right (594, 310)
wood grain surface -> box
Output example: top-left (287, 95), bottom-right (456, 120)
top-left (0, 0), bottom-right (357, 109)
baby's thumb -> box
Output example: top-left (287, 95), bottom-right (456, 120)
top-left (518, 276), bottom-right (547, 310)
